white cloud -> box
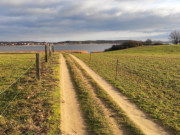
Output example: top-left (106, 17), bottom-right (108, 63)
top-left (0, 0), bottom-right (60, 5)
top-left (58, 30), bottom-right (167, 41)
top-left (26, 8), bottom-right (57, 15)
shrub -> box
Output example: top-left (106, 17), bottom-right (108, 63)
top-left (105, 40), bottom-right (144, 51)
top-left (153, 41), bottom-right (164, 45)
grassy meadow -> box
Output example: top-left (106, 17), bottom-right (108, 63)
top-left (107, 45), bottom-right (180, 55)
top-left (0, 53), bottom-right (60, 134)
top-left (74, 45), bottom-right (180, 134)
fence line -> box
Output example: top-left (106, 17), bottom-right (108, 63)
top-left (0, 53), bottom-right (43, 133)
top-left (0, 62), bottom-right (35, 95)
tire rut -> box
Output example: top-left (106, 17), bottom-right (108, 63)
top-left (60, 54), bottom-right (87, 135)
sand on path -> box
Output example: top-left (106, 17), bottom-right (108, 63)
top-left (71, 54), bottom-right (170, 135)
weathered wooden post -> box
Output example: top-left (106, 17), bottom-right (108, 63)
top-left (49, 45), bottom-right (52, 56)
top-left (52, 46), bottom-right (55, 52)
top-left (89, 52), bottom-right (92, 62)
top-left (45, 45), bottom-right (48, 62)
top-left (36, 53), bottom-right (40, 80)
top-left (115, 59), bottom-right (119, 80)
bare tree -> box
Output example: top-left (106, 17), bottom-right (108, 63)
top-left (145, 39), bottom-right (152, 45)
top-left (169, 31), bottom-right (180, 44)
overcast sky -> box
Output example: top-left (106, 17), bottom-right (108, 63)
top-left (0, 0), bottom-right (180, 42)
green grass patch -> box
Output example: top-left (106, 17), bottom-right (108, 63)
top-left (74, 45), bottom-right (180, 134)
top-left (107, 45), bottom-right (180, 55)
top-left (0, 53), bottom-right (60, 134)
top-left (0, 54), bottom-right (36, 91)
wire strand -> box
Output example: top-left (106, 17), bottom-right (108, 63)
top-left (0, 63), bottom-right (35, 95)
top-left (0, 88), bottom-right (22, 116)
top-left (0, 60), bottom-right (35, 134)
top-left (0, 62), bottom-right (35, 116)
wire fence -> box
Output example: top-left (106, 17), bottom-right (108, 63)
top-left (0, 53), bottom-right (38, 134)
top-left (0, 54), bottom-right (36, 116)
top-left (0, 46), bottom-right (54, 133)
top-left (0, 46), bottom-right (52, 113)
top-left (0, 62), bottom-right (35, 116)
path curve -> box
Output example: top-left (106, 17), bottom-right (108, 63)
top-left (70, 54), bottom-right (170, 135)
top-left (60, 54), bottom-right (87, 135)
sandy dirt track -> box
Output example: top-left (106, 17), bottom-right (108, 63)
top-left (70, 54), bottom-right (170, 135)
top-left (60, 54), bottom-right (87, 135)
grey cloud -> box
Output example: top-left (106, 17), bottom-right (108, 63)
top-left (0, 0), bottom-right (180, 41)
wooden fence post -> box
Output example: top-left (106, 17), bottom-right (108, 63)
top-left (45, 45), bottom-right (48, 62)
top-left (89, 52), bottom-right (92, 62)
top-left (52, 46), bottom-right (55, 52)
top-left (36, 53), bottom-right (40, 80)
top-left (49, 45), bottom-right (52, 56)
top-left (115, 59), bottom-right (119, 80)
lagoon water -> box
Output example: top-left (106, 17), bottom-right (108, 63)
top-left (0, 44), bottom-right (113, 53)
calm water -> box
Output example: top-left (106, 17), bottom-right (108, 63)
top-left (0, 44), bottom-right (113, 53)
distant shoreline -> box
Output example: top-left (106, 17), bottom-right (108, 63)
top-left (0, 50), bottom-right (88, 54)
top-left (0, 43), bottom-right (113, 47)
top-left (0, 45), bottom-right (45, 47)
